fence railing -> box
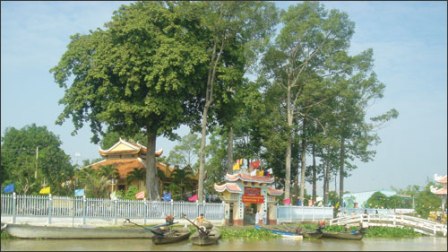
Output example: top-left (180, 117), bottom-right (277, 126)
top-left (277, 205), bottom-right (334, 223)
top-left (1, 193), bottom-right (225, 225)
top-left (329, 213), bottom-right (447, 236)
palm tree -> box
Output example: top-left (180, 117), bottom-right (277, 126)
top-left (98, 165), bottom-right (119, 192)
top-left (127, 168), bottom-right (146, 191)
top-left (171, 165), bottom-right (194, 200)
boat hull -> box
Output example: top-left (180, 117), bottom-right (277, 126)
top-left (321, 231), bottom-right (363, 240)
top-left (255, 225), bottom-right (303, 240)
top-left (152, 231), bottom-right (191, 244)
top-left (190, 228), bottom-right (221, 245)
top-left (302, 231), bottom-right (323, 239)
top-left (3, 224), bottom-right (153, 239)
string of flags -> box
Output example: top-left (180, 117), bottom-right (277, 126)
top-left (232, 159), bottom-right (273, 177)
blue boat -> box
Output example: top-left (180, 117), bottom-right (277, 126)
top-left (255, 225), bottom-right (303, 240)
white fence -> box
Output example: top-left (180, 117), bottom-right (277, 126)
top-left (277, 205), bottom-right (334, 223)
top-left (330, 213), bottom-right (447, 236)
top-left (1, 193), bottom-right (225, 226)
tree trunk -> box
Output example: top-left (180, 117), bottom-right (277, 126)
top-left (285, 85), bottom-right (293, 201)
top-left (323, 149), bottom-right (330, 206)
top-left (227, 126), bottom-right (234, 174)
top-left (299, 118), bottom-right (307, 204)
top-left (312, 144), bottom-right (317, 202)
top-left (146, 130), bottom-right (160, 200)
top-left (198, 105), bottom-right (209, 202)
top-left (198, 40), bottom-right (222, 202)
top-left (339, 137), bottom-right (345, 207)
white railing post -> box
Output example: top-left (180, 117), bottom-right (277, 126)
top-left (48, 194), bottom-right (53, 225)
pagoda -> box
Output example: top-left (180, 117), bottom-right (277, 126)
top-left (89, 138), bottom-right (198, 196)
top-left (431, 174), bottom-right (447, 210)
top-left (214, 172), bottom-right (283, 226)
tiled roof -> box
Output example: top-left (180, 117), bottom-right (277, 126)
top-left (225, 173), bottom-right (275, 184)
top-left (214, 183), bottom-right (242, 193)
top-left (98, 138), bottom-right (162, 157)
top-left (435, 175), bottom-right (447, 184)
top-left (90, 158), bottom-right (173, 179)
top-left (267, 187), bottom-right (284, 196)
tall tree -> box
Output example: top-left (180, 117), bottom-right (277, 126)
top-left (190, 1), bottom-right (278, 201)
top-left (50, 2), bottom-right (209, 200)
top-left (261, 2), bottom-right (355, 201)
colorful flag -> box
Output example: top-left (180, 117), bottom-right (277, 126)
top-left (232, 162), bottom-right (240, 171)
top-left (238, 159), bottom-right (243, 165)
top-left (162, 192), bottom-right (171, 201)
top-left (250, 160), bottom-right (260, 169)
top-left (257, 170), bottom-right (264, 176)
top-left (267, 168), bottom-right (273, 174)
top-left (74, 189), bottom-right (84, 197)
top-left (188, 194), bottom-right (198, 202)
top-left (283, 198), bottom-right (291, 205)
top-left (135, 191), bottom-right (145, 199)
top-left (3, 183), bottom-right (14, 193)
top-left (39, 186), bottom-right (51, 195)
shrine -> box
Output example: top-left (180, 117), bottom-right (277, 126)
top-left (431, 174), bottom-right (447, 210)
top-left (89, 138), bottom-right (198, 197)
top-left (214, 172), bottom-right (283, 226)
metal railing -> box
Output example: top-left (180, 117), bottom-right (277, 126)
top-left (1, 193), bottom-right (225, 225)
top-left (329, 213), bottom-right (447, 236)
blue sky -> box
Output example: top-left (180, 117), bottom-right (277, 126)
top-left (1, 1), bottom-right (446, 194)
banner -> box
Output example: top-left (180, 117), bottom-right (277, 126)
top-left (249, 160), bottom-right (260, 169)
top-left (74, 189), bottom-right (84, 197)
top-left (39, 186), bottom-right (51, 195)
top-left (162, 192), bottom-right (171, 201)
top-left (135, 191), bottom-right (145, 199)
top-left (188, 194), bottom-right (198, 202)
top-left (3, 183), bottom-right (14, 193)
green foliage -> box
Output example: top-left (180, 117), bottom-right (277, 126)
top-left (166, 133), bottom-right (200, 169)
top-left (116, 185), bottom-right (139, 200)
top-left (414, 184), bottom-right (442, 218)
top-left (1, 124), bottom-right (74, 195)
top-left (366, 191), bottom-right (414, 209)
top-left (363, 226), bottom-right (421, 238)
top-left (218, 226), bottom-right (278, 240)
top-left (366, 192), bottom-right (389, 209)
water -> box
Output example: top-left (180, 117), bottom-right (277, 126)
top-left (1, 237), bottom-right (446, 251)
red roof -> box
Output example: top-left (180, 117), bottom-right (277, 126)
top-left (90, 158), bottom-right (171, 179)
top-left (267, 187), bottom-right (284, 196)
top-left (214, 183), bottom-right (242, 193)
top-left (225, 173), bottom-right (275, 184)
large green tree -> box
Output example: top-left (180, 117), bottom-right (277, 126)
top-left (50, 1), bottom-right (209, 200)
top-left (1, 124), bottom-right (74, 195)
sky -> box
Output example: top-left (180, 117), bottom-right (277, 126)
top-left (1, 1), bottom-right (447, 194)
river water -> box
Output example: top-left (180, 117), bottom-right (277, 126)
top-left (1, 237), bottom-right (446, 251)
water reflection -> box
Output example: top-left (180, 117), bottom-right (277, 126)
top-left (1, 237), bottom-right (446, 251)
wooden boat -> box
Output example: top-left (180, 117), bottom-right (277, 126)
top-left (255, 225), bottom-right (303, 240)
top-left (151, 228), bottom-right (191, 245)
top-left (301, 230), bottom-right (323, 239)
top-left (190, 227), bottom-right (221, 246)
top-left (181, 213), bottom-right (221, 245)
top-left (320, 230), bottom-right (363, 240)
top-left (3, 223), bottom-right (153, 239)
